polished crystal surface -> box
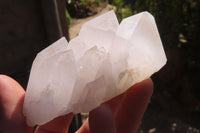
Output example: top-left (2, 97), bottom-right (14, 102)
top-left (23, 11), bottom-right (167, 126)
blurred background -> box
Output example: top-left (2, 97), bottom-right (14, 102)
top-left (0, 0), bottom-right (200, 132)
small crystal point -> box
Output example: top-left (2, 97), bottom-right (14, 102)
top-left (23, 11), bottom-right (167, 126)
top-left (69, 46), bottom-right (106, 113)
top-left (79, 10), bottom-right (119, 51)
top-left (110, 11), bottom-right (167, 91)
top-left (23, 38), bottom-right (77, 126)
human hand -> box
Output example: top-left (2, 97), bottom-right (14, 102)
top-left (0, 75), bottom-right (153, 133)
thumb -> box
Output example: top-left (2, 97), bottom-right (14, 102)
top-left (0, 75), bottom-right (32, 133)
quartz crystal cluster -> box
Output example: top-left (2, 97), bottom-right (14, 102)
top-left (23, 10), bottom-right (167, 126)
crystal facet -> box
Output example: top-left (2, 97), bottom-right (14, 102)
top-left (23, 11), bottom-right (167, 126)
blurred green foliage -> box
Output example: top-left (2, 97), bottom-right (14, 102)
top-left (81, 0), bottom-right (102, 5)
top-left (112, 0), bottom-right (133, 22)
top-left (66, 0), bottom-right (101, 18)
top-left (68, 0), bottom-right (102, 6)
top-left (65, 9), bottom-right (72, 27)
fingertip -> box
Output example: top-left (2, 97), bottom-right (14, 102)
top-left (0, 75), bottom-right (32, 132)
top-left (115, 78), bottom-right (154, 133)
top-left (0, 74), bottom-right (25, 119)
top-left (131, 78), bottom-right (154, 95)
top-left (127, 78), bottom-right (154, 103)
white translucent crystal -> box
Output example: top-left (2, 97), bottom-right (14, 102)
top-left (23, 11), bottom-right (167, 126)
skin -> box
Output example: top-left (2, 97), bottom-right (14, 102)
top-left (0, 74), bottom-right (153, 133)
